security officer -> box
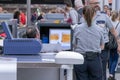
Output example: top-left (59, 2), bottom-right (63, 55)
top-left (89, 0), bottom-right (120, 80)
top-left (94, 6), bottom-right (110, 80)
top-left (73, 5), bottom-right (104, 80)
top-left (26, 26), bottom-right (40, 39)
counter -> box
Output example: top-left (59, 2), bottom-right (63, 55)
top-left (1, 53), bottom-right (64, 80)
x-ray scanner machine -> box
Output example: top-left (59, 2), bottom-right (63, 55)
top-left (1, 22), bottom-right (42, 54)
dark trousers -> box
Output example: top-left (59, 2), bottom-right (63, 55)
top-left (109, 48), bottom-right (119, 77)
top-left (101, 49), bottom-right (109, 80)
top-left (74, 54), bottom-right (103, 80)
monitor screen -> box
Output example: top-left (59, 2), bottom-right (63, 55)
top-left (39, 23), bottom-right (72, 51)
top-left (49, 29), bottom-right (71, 50)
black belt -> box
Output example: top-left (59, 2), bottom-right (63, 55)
top-left (105, 42), bottom-right (109, 46)
top-left (82, 52), bottom-right (99, 60)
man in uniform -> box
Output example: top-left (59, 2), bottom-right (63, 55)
top-left (89, 0), bottom-right (120, 80)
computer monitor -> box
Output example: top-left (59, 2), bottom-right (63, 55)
top-left (38, 23), bottom-right (72, 51)
top-left (49, 29), bottom-right (71, 50)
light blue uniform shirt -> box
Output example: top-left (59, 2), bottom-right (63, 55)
top-left (72, 22), bottom-right (104, 54)
top-left (94, 11), bottom-right (113, 43)
top-left (69, 8), bottom-right (79, 24)
top-left (80, 11), bottom-right (113, 43)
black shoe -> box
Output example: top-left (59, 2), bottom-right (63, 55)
top-left (108, 76), bottom-right (116, 80)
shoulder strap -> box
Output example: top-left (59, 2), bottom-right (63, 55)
top-left (115, 22), bottom-right (120, 29)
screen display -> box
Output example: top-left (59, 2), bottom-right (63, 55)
top-left (39, 23), bottom-right (72, 51)
top-left (49, 29), bottom-right (71, 50)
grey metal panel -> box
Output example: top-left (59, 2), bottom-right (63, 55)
top-left (18, 68), bottom-right (60, 80)
top-left (1, 54), bottom-right (64, 80)
top-left (2, 54), bottom-right (61, 68)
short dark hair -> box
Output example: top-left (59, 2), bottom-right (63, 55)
top-left (94, 5), bottom-right (100, 12)
top-left (26, 27), bottom-right (38, 38)
top-left (65, 1), bottom-right (72, 7)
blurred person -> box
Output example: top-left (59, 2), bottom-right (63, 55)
top-left (13, 10), bottom-right (20, 24)
top-left (37, 12), bottom-right (45, 21)
top-left (65, 2), bottom-right (79, 24)
top-left (104, 5), bottom-right (109, 13)
top-left (73, 5), bottom-right (104, 80)
top-left (14, 10), bottom-right (26, 27)
top-left (108, 11), bottom-right (120, 80)
top-left (19, 10), bottom-right (26, 25)
top-left (26, 26), bottom-right (40, 39)
top-left (0, 6), bottom-right (3, 13)
top-left (64, 7), bottom-right (70, 21)
top-left (74, 0), bottom-right (84, 24)
top-left (31, 11), bottom-right (37, 23)
top-left (74, 0), bottom-right (84, 16)
top-left (88, 0), bottom-right (120, 80)
top-left (106, 9), bottom-right (111, 17)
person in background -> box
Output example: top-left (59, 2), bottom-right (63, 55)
top-left (88, 0), bottom-right (120, 80)
top-left (19, 10), bottom-right (26, 26)
top-left (13, 10), bottom-right (20, 24)
top-left (73, 5), bottom-right (104, 80)
top-left (31, 11), bottom-right (37, 23)
top-left (26, 26), bottom-right (40, 39)
top-left (108, 11), bottom-right (120, 80)
top-left (14, 10), bottom-right (26, 27)
top-left (104, 5), bottom-right (109, 13)
top-left (74, 0), bottom-right (84, 16)
top-left (0, 6), bottom-right (3, 13)
top-left (65, 2), bottom-right (79, 24)
top-left (106, 8), bottom-right (111, 17)
top-left (64, 7), bottom-right (70, 22)
top-left (74, 0), bottom-right (84, 24)
top-left (37, 12), bottom-right (45, 21)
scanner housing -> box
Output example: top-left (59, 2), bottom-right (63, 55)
top-left (1, 22), bottom-right (42, 54)
top-left (55, 51), bottom-right (84, 64)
